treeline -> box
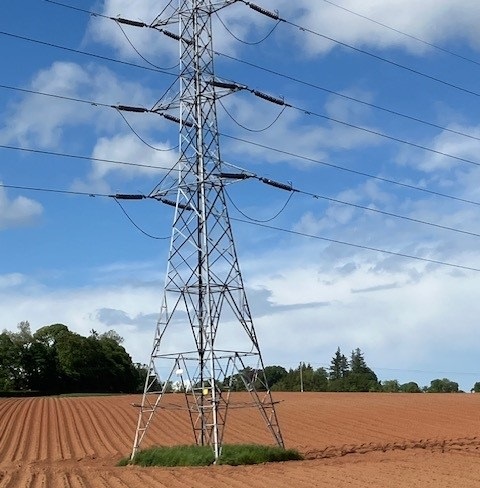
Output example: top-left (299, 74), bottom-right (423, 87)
top-left (248, 347), bottom-right (386, 393)
top-left (240, 348), bottom-right (468, 393)
top-left (0, 322), bottom-right (472, 395)
top-left (0, 322), bottom-right (143, 394)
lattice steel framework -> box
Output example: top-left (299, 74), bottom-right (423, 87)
top-left (131, 0), bottom-right (284, 461)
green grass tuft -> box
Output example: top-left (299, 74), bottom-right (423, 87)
top-left (120, 444), bottom-right (303, 467)
top-left (218, 444), bottom-right (303, 466)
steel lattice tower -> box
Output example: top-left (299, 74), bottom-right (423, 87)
top-left (131, 0), bottom-right (284, 461)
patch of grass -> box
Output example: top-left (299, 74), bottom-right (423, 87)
top-left (218, 444), bottom-right (303, 466)
top-left (120, 444), bottom-right (303, 467)
top-left (121, 445), bottom-right (214, 467)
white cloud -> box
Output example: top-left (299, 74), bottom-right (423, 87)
top-left (88, 0), bottom-right (280, 61)
top-left (71, 132), bottom-right (178, 193)
top-left (90, 1), bottom-right (480, 60)
top-left (0, 185), bottom-right (43, 229)
top-left (86, 0), bottom-right (178, 62)
top-left (0, 61), bottom-right (155, 150)
top-left (262, 0), bottom-right (480, 56)
top-left (398, 124), bottom-right (480, 173)
top-left (220, 90), bottom-right (380, 167)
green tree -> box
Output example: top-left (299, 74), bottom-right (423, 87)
top-left (329, 347), bottom-right (349, 381)
top-left (382, 379), bottom-right (400, 393)
top-left (472, 382), bottom-right (480, 393)
top-left (301, 364), bottom-right (328, 392)
top-left (1, 322), bottom-right (139, 394)
top-left (0, 332), bottom-right (20, 390)
top-left (350, 348), bottom-right (368, 373)
top-left (262, 365), bottom-right (288, 389)
top-left (344, 349), bottom-right (380, 392)
top-left (427, 378), bottom-right (459, 393)
top-left (400, 381), bottom-right (422, 393)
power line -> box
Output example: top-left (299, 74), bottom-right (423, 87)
top-left (284, 100), bottom-right (480, 169)
top-left (0, 182), bottom-right (170, 239)
top-left (113, 198), bottom-right (170, 239)
top-left (217, 98), bottom-right (287, 132)
top-left (4, 120), bottom-right (477, 218)
top-left (0, 30), bottom-right (176, 75)
top-left (5, 133), bottom-right (480, 239)
top-left (220, 133), bottom-right (480, 208)
top-left (225, 188), bottom-right (295, 223)
top-left (231, 217), bottom-right (480, 273)
top-left (222, 171), bottom-right (480, 241)
top-left (0, 82), bottom-right (113, 108)
top-left (214, 10), bottom-right (281, 45)
top-left (0, 143), bottom-right (175, 172)
top-left (4, 181), bottom-right (479, 273)
top-left (37, 0), bottom-right (480, 140)
top-left (42, 0), bottom-right (111, 19)
top-left (214, 51), bottom-right (480, 144)
top-left (113, 19), bottom-right (179, 71)
top-left (214, 78), bottom-right (480, 170)
top-left (0, 182), bottom-right (110, 198)
top-left (252, 6), bottom-right (480, 99)
top-left (4, 127), bottom-right (480, 219)
top-left (319, 0), bottom-right (480, 69)
top-left (253, 177), bottom-right (480, 240)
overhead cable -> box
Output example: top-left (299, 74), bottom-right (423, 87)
top-left (113, 198), bottom-right (170, 239)
top-left (215, 10), bottom-right (281, 46)
top-left (0, 182), bottom-right (110, 198)
top-left (319, 0), bottom-right (480, 69)
top-left (0, 143), bottom-right (175, 172)
top-left (242, 2), bottom-right (480, 99)
top-left (225, 188), bottom-right (295, 223)
top-left (220, 133), bottom-right (480, 209)
top-left (217, 98), bottom-right (287, 133)
top-left (214, 51), bottom-right (480, 144)
top-left (4, 182), bottom-right (478, 272)
top-left (231, 217), bottom-right (480, 273)
top-left (219, 169), bottom-right (480, 240)
top-left (253, 176), bottom-right (480, 240)
top-left (0, 30), bottom-right (176, 75)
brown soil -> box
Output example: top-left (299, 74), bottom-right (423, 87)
top-left (0, 392), bottom-right (479, 487)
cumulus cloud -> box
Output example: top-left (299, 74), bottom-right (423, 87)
top-left (88, 0), bottom-right (282, 60)
top-left (0, 61), bottom-right (155, 150)
top-left (71, 132), bottom-right (178, 192)
top-left (261, 0), bottom-right (480, 56)
top-left (89, 1), bottom-right (480, 60)
top-left (0, 185), bottom-right (43, 229)
top-left (220, 89), bottom-right (381, 167)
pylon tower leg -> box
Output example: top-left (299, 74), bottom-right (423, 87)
top-left (131, 0), bottom-right (284, 461)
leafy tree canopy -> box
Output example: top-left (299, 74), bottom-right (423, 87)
top-left (0, 322), bottom-right (141, 394)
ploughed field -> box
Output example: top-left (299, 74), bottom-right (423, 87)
top-left (1, 392), bottom-right (480, 487)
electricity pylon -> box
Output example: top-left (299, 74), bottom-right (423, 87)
top-left (131, 0), bottom-right (284, 461)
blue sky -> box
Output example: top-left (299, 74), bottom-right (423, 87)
top-left (2, 0), bottom-right (480, 390)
